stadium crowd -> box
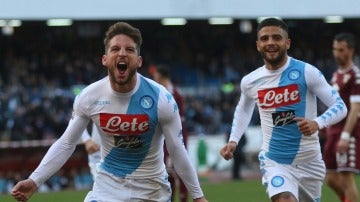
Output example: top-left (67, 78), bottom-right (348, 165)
top-left (0, 19), bottom-right (359, 193)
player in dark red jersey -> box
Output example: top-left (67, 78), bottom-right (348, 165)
top-left (323, 32), bottom-right (360, 202)
top-left (152, 64), bottom-right (189, 202)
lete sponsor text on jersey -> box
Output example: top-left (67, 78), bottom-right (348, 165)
top-left (258, 84), bottom-right (300, 109)
top-left (100, 113), bottom-right (149, 135)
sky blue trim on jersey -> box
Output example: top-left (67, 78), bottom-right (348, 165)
top-left (101, 76), bottom-right (160, 177)
top-left (266, 58), bottom-right (307, 164)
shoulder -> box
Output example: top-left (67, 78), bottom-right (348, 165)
top-left (139, 75), bottom-right (170, 97)
top-left (74, 76), bottom-right (108, 105)
top-left (352, 65), bottom-right (360, 75)
top-left (351, 65), bottom-right (360, 85)
top-left (290, 57), bottom-right (317, 71)
top-left (292, 58), bottom-right (323, 77)
top-left (242, 66), bottom-right (265, 83)
top-left (138, 75), bottom-right (174, 105)
top-left (82, 76), bottom-right (108, 94)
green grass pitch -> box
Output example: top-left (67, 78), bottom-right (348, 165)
top-left (1, 175), bottom-right (358, 202)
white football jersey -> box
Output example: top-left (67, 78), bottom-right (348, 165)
top-left (230, 57), bottom-right (347, 164)
top-left (30, 73), bottom-right (204, 199)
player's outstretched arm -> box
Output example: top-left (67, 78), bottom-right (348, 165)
top-left (11, 178), bottom-right (37, 202)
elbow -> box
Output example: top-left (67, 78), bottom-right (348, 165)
top-left (339, 101), bottom-right (348, 120)
top-left (343, 99), bottom-right (348, 114)
top-left (343, 105), bottom-right (348, 119)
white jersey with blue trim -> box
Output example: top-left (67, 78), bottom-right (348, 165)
top-left (229, 57), bottom-right (347, 164)
top-left (29, 73), bottom-right (203, 198)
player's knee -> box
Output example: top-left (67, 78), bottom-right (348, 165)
top-left (271, 192), bottom-right (297, 202)
top-left (324, 174), bottom-right (338, 187)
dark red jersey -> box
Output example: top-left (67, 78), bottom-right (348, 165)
top-left (329, 65), bottom-right (360, 129)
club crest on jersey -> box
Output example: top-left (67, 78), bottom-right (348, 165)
top-left (100, 113), bottom-right (149, 135)
top-left (258, 84), bottom-right (300, 109)
top-left (271, 176), bottom-right (285, 187)
top-left (288, 70), bottom-right (300, 80)
top-left (140, 96), bottom-right (154, 109)
top-left (272, 110), bottom-right (296, 126)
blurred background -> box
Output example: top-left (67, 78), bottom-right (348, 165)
top-left (0, 0), bottom-right (360, 196)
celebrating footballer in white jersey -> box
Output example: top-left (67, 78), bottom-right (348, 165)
top-left (220, 18), bottom-right (347, 202)
top-left (12, 22), bottom-right (207, 202)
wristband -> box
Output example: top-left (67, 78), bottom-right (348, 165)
top-left (340, 131), bottom-right (350, 141)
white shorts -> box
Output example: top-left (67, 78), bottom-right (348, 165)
top-left (84, 168), bottom-right (171, 202)
top-left (259, 151), bottom-right (325, 202)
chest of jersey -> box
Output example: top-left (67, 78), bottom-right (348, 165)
top-left (246, 59), bottom-right (308, 127)
top-left (87, 78), bottom-right (160, 139)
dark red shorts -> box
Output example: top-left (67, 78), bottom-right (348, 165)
top-left (323, 122), bottom-right (360, 173)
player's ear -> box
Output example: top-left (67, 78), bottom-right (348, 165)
top-left (102, 55), bottom-right (107, 66)
top-left (256, 40), bottom-right (261, 52)
top-left (286, 38), bottom-right (291, 50)
top-left (137, 56), bottom-right (143, 68)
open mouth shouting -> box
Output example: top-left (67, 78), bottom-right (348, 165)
top-left (117, 62), bottom-right (128, 73)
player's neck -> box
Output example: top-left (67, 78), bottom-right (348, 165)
top-left (111, 74), bottom-right (138, 93)
top-left (338, 61), bottom-right (354, 70)
top-left (264, 56), bottom-right (288, 70)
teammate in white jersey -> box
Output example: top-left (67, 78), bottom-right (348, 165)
top-left (220, 18), bottom-right (347, 202)
top-left (12, 22), bottom-right (207, 202)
